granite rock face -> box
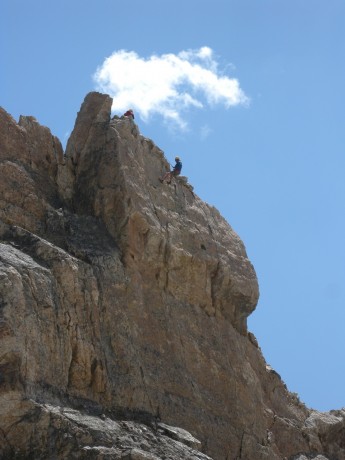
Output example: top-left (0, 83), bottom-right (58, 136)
top-left (0, 94), bottom-right (344, 459)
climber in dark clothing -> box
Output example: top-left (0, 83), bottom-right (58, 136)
top-left (159, 157), bottom-right (182, 184)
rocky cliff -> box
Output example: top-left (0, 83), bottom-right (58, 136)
top-left (0, 92), bottom-right (344, 460)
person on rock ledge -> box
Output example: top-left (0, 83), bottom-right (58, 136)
top-left (159, 157), bottom-right (182, 184)
top-left (123, 109), bottom-right (135, 120)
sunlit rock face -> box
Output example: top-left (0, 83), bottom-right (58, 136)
top-left (0, 94), bottom-right (344, 460)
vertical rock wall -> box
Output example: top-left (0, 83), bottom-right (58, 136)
top-left (0, 94), bottom-right (344, 460)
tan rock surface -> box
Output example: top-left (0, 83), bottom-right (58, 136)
top-left (0, 93), bottom-right (344, 459)
top-left (0, 108), bottom-right (63, 236)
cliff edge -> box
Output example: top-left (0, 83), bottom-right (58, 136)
top-left (0, 92), bottom-right (344, 459)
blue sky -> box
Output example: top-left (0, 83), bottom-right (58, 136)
top-left (2, 0), bottom-right (345, 412)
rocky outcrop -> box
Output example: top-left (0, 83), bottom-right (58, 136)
top-left (0, 93), bottom-right (344, 459)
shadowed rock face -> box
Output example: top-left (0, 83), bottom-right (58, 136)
top-left (0, 93), bottom-right (344, 460)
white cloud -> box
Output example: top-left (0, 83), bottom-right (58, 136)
top-left (93, 47), bottom-right (249, 129)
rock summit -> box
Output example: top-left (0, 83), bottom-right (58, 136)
top-left (0, 92), bottom-right (344, 459)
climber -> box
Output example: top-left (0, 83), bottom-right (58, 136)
top-left (123, 109), bottom-right (135, 120)
top-left (159, 157), bottom-right (182, 184)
